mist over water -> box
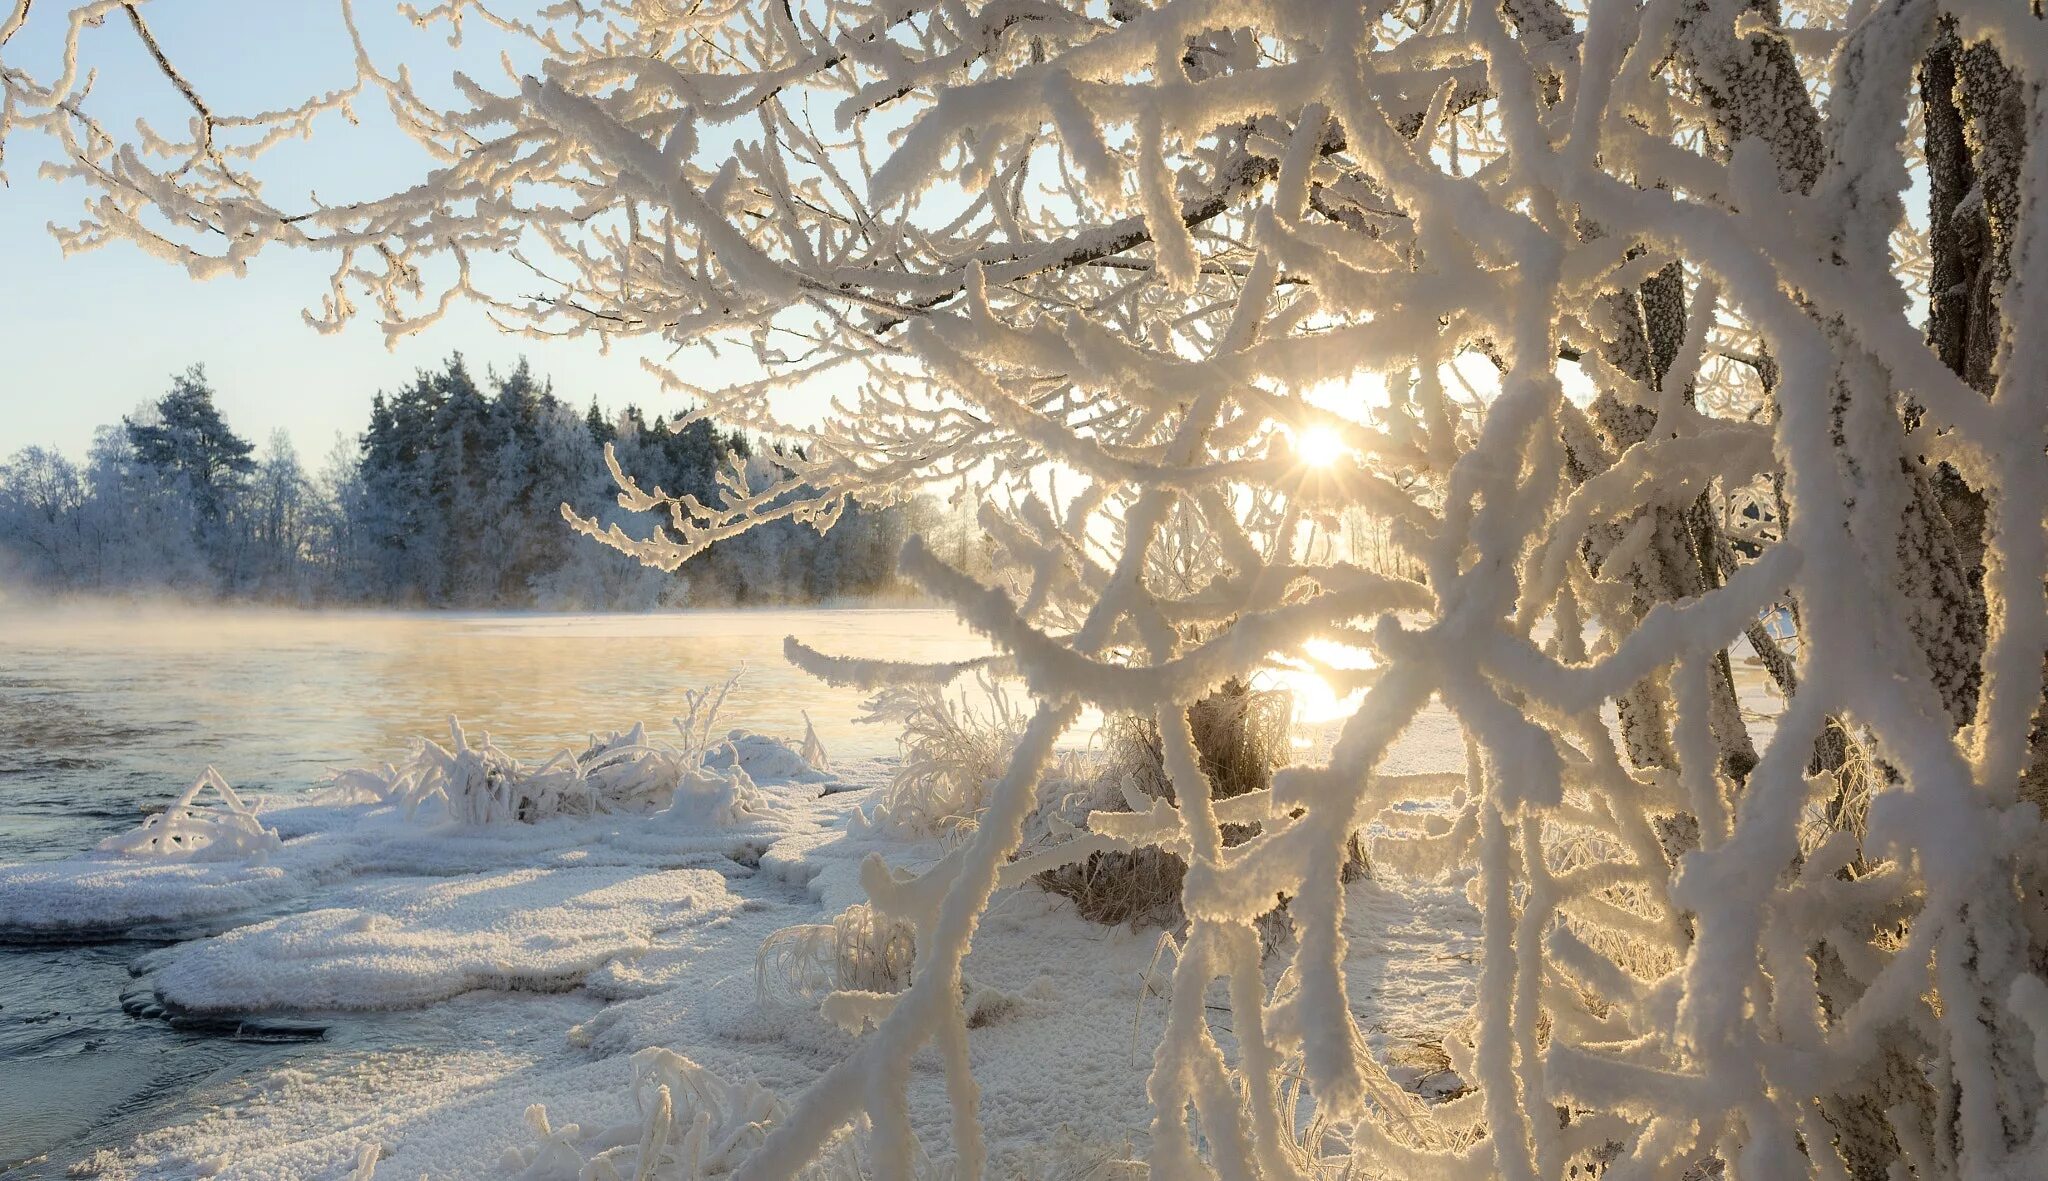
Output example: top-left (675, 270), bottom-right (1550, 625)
top-left (0, 602), bottom-right (988, 1174)
top-left (0, 602), bottom-right (989, 862)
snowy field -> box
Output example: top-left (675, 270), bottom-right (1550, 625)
top-left (0, 606), bottom-right (1791, 1178)
top-left (0, 607), bottom-right (984, 1175)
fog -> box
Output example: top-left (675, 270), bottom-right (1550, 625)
top-left (0, 603), bottom-right (991, 857)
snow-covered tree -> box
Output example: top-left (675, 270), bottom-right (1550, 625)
top-left (0, 445), bottom-right (89, 585)
top-left (7, 1), bottom-right (2048, 1177)
top-left (123, 366), bottom-right (255, 544)
top-left (0, 356), bottom-right (898, 607)
top-left (78, 421), bottom-right (214, 593)
top-left (243, 431), bottom-right (326, 602)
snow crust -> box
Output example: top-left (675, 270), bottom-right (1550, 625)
top-left (61, 830), bottom-right (1480, 1181)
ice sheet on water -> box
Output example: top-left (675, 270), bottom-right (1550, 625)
top-left (0, 785), bottom-right (838, 942)
top-left (0, 856), bottom-right (311, 938)
top-left (149, 866), bottom-right (744, 1013)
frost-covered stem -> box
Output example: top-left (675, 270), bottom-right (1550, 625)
top-left (16, 0), bottom-right (2048, 1173)
top-left (1147, 706), bottom-right (1265, 1179)
top-left (1475, 795), bottom-right (1537, 1180)
top-left (737, 701), bottom-right (1079, 1181)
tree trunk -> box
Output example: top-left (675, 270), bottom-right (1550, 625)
top-left (1668, 2), bottom-right (2012, 1171)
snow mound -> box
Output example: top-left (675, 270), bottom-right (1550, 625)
top-left (149, 866), bottom-right (739, 1013)
top-left (657, 762), bottom-right (763, 829)
top-left (704, 728), bottom-right (833, 785)
top-left (335, 712), bottom-right (651, 822)
top-left (0, 769), bottom-right (333, 936)
top-left (0, 856), bottom-right (307, 938)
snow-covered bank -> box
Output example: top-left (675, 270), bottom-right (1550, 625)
top-left (8, 693), bottom-right (1487, 1179)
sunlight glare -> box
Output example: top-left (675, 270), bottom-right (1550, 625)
top-left (1295, 426), bottom-right (1348, 467)
top-left (1269, 637), bottom-right (1378, 732)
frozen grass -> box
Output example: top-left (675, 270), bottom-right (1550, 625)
top-left (505, 1048), bottom-right (784, 1179)
top-left (854, 676), bottom-right (1025, 841)
top-left (96, 766), bottom-right (282, 863)
top-left (320, 672), bottom-right (783, 827)
top-left (756, 903), bottom-right (917, 1016)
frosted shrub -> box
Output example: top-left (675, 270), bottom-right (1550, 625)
top-left (17, 0), bottom-right (2048, 1177)
top-left (755, 923), bottom-right (840, 1014)
top-left (756, 903), bottom-right (917, 1016)
top-left (449, 720), bottom-right (584, 825)
top-left (386, 717), bottom-right (582, 825)
top-left (575, 723), bottom-right (676, 814)
top-left (322, 672), bottom-right (766, 827)
top-left (98, 767), bottom-right (282, 863)
top-left (828, 904), bottom-right (917, 996)
top-left (854, 678), bottom-right (1024, 841)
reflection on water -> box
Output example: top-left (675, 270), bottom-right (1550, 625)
top-left (0, 604), bottom-right (990, 864)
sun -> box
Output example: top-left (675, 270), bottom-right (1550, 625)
top-left (1294, 426), bottom-right (1348, 467)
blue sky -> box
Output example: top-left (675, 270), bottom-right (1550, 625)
top-left (0, 2), bottom-right (775, 463)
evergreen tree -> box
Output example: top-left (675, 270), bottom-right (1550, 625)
top-left (123, 365), bottom-right (255, 529)
top-left (584, 400), bottom-right (615, 446)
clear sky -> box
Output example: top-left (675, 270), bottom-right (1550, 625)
top-left (0, 2), bottom-right (779, 464)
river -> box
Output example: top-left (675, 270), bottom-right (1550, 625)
top-left (0, 604), bottom-right (988, 1175)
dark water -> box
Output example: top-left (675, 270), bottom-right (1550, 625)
top-left (0, 604), bottom-right (985, 1175)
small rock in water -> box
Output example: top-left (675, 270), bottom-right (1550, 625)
top-left (165, 1012), bottom-right (242, 1035)
top-left (234, 1018), bottom-right (328, 1042)
top-left (158, 1010), bottom-right (326, 1040)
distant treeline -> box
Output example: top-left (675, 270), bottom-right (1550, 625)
top-left (0, 356), bottom-right (976, 608)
